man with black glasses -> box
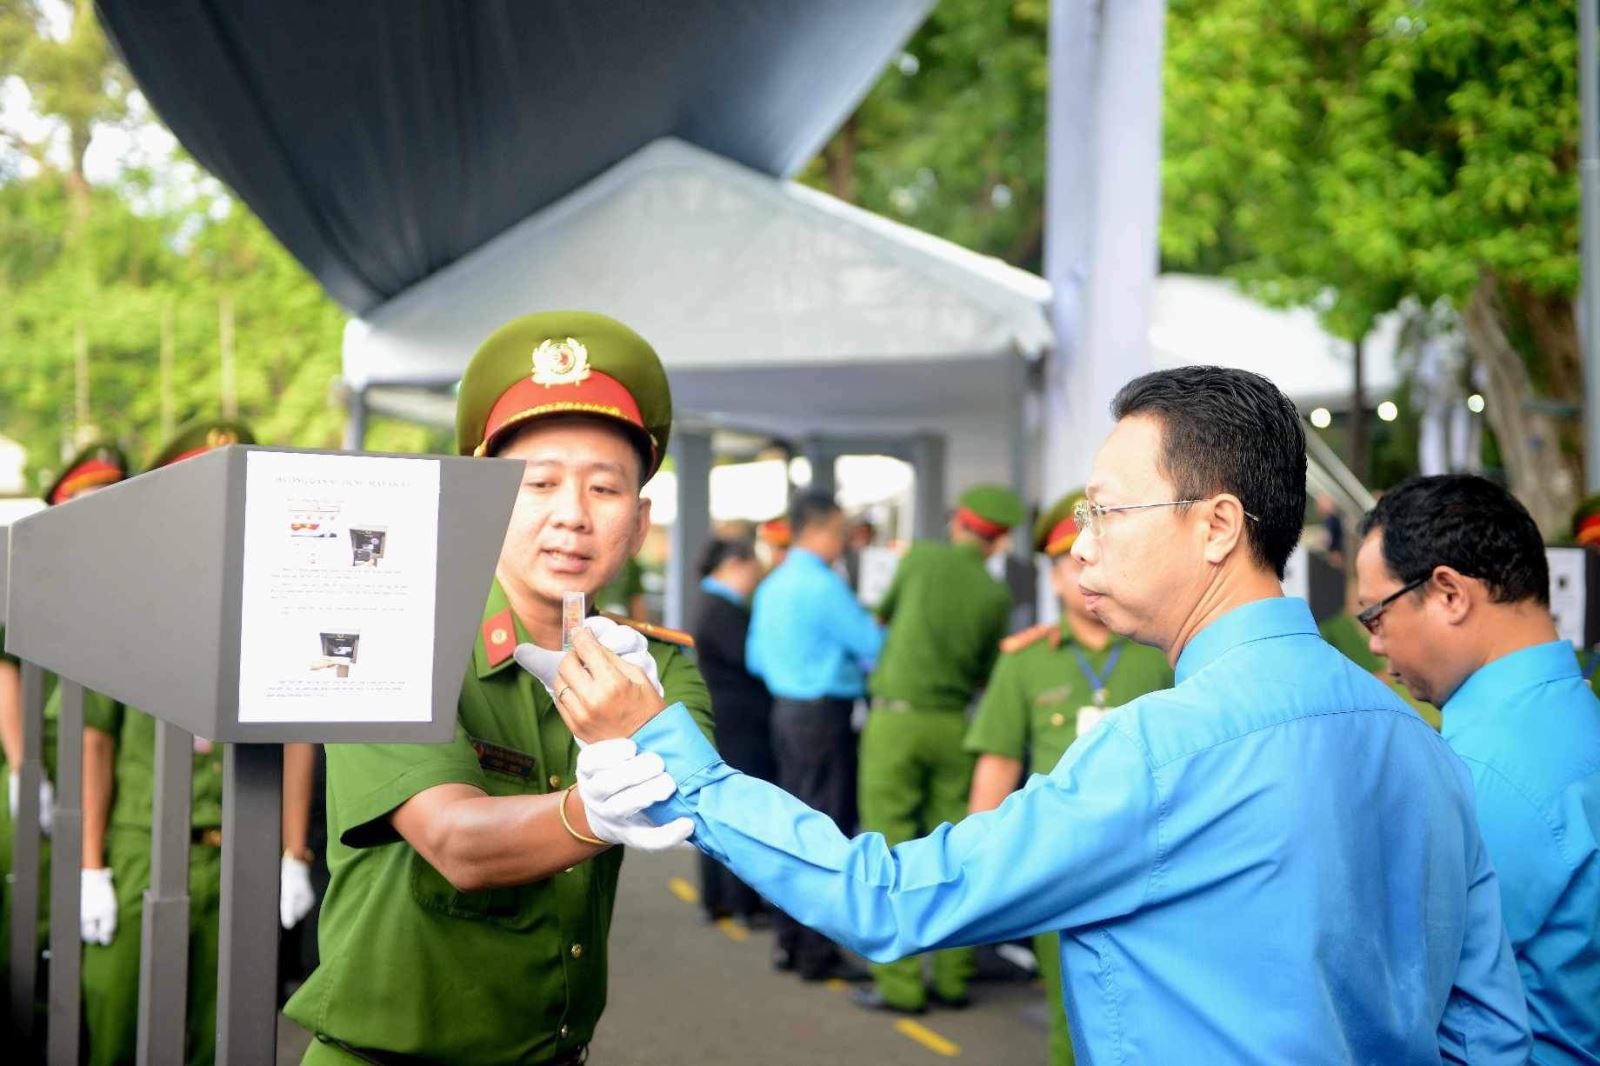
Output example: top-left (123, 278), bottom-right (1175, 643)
top-left (552, 366), bottom-right (1531, 1063)
top-left (1357, 475), bottom-right (1600, 1064)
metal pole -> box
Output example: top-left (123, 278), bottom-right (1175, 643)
top-left (1580, 0), bottom-right (1600, 490)
top-left (215, 742), bottom-right (281, 1066)
top-left (343, 385), bottom-right (369, 452)
top-left (666, 430), bottom-right (712, 632)
top-left (136, 720), bottom-right (193, 1065)
top-left (47, 679), bottom-right (84, 1066)
top-left (8, 660), bottom-right (45, 1037)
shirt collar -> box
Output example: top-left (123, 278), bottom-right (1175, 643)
top-left (1175, 597), bottom-right (1318, 684)
top-left (474, 578), bottom-right (535, 679)
top-left (789, 546), bottom-right (828, 570)
top-left (700, 575), bottom-right (746, 607)
top-left (1441, 640), bottom-right (1581, 736)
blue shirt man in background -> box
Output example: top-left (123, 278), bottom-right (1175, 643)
top-left (743, 489), bottom-right (883, 981)
top-left (551, 367), bottom-right (1530, 1064)
top-left (1359, 474), bottom-right (1600, 1065)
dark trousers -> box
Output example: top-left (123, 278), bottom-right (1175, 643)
top-left (699, 718), bottom-right (776, 918)
top-left (769, 697), bottom-right (857, 977)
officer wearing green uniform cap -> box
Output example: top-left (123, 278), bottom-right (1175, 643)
top-left (286, 311), bottom-right (714, 1064)
top-left (73, 419), bottom-right (321, 1066)
top-left (0, 437), bottom-right (128, 1002)
top-left (964, 489), bottom-right (1172, 1065)
top-left (852, 483), bottom-right (1023, 1014)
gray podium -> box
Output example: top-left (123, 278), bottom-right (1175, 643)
top-left (6, 445), bottom-right (519, 1065)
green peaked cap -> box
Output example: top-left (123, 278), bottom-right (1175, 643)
top-left (146, 418), bottom-right (257, 471)
top-left (456, 311), bottom-right (672, 480)
top-left (955, 483), bottom-right (1026, 536)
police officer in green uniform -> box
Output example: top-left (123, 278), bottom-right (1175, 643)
top-left (0, 439), bottom-right (128, 1002)
top-left (1570, 494), bottom-right (1600, 696)
top-left (852, 484), bottom-right (1023, 1014)
top-left (964, 490), bottom-right (1172, 1066)
top-left (73, 419), bottom-right (318, 1066)
top-left (284, 312), bottom-right (714, 1064)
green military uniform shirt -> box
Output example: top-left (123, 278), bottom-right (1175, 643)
top-left (868, 541), bottom-right (1012, 711)
top-left (79, 692), bottom-right (227, 830)
top-left (286, 580), bottom-right (713, 1063)
top-left (965, 623), bottom-right (1173, 775)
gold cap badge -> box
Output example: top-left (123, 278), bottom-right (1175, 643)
top-left (530, 337), bottom-right (592, 388)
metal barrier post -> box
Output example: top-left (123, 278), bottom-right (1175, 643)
top-left (136, 719), bottom-right (194, 1064)
top-left (8, 660), bottom-right (45, 1036)
top-left (46, 680), bottom-right (83, 1066)
top-left (215, 742), bottom-right (282, 1065)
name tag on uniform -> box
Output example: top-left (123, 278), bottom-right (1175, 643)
top-left (1076, 706), bottom-right (1106, 738)
top-left (469, 737), bottom-right (534, 779)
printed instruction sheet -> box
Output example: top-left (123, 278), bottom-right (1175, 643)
top-left (237, 451), bottom-right (441, 723)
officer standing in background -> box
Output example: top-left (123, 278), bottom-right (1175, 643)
top-left (965, 490), bottom-right (1172, 1064)
top-left (0, 439), bottom-right (128, 998)
top-left (852, 485), bottom-right (1023, 1015)
top-left (285, 312), bottom-right (714, 1064)
top-left (74, 419), bottom-right (319, 1066)
top-left (759, 517), bottom-right (791, 570)
top-left (745, 491), bottom-right (881, 982)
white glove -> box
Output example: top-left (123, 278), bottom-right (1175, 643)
top-left (574, 738), bottom-right (693, 851)
top-left (513, 615), bottom-right (664, 700)
top-left (280, 854), bottom-right (316, 930)
top-left (80, 867), bottom-right (117, 946)
top-left (7, 772), bottom-right (53, 836)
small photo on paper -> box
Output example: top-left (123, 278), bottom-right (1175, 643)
top-left (288, 501), bottom-right (340, 539)
top-left (349, 527), bottom-right (387, 567)
top-left (310, 632), bottom-right (361, 678)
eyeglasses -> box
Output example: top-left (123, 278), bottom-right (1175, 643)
top-left (1072, 498), bottom-right (1262, 539)
top-left (1356, 575), bottom-right (1430, 634)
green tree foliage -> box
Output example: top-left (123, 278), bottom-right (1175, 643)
top-left (1161, 0), bottom-right (1583, 531)
top-left (0, 1), bottom-right (437, 494)
top-left (798, 0), bottom-right (1049, 269)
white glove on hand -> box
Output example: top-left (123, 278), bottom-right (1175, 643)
top-left (575, 738), bottom-right (692, 851)
top-left (80, 867), bottom-right (117, 946)
top-left (514, 615), bottom-right (664, 700)
top-left (280, 854), bottom-right (316, 930)
top-left (6, 772), bottom-right (52, 836)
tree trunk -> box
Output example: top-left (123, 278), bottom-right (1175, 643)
top-left (1462, 272), bottom-right (1582, 537)
top-left (826, 117), bottom-right (858, 203)
top-left (1348, 337), bottom-right (1366, 483)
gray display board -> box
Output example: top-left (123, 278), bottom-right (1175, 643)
top-left (5, 445), bottom-right (519, 743)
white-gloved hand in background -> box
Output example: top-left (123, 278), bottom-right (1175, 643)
top-left (280, 853), bottom-right (317, 930)
top-left (80, 867), bottom-right (117, 946)
top-left (572, 738), bottom-right (692, 851)
top-left (8, 771), bottom-right (53, 836)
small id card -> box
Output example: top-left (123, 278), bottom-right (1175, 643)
top-left (1075, 706), bottom-right (1107, 738)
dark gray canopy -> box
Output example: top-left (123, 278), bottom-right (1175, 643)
top-left (97, 0), bottom-right (929, 313)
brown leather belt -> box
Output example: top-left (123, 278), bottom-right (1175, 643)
top-left (329, 1040), bottom-right (587, 1065)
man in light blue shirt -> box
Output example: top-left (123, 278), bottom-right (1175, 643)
top-left (1358, 474), bottom-right (1600, 1064)
top-left (742, 490), bottom-right (883, 980)
top-left (548, 367), bottom-right (1530, 1063)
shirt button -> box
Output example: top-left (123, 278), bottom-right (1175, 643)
top-left (1049, 712), bottom-right (1065, 728)
top-left (559, 1024), bottom-right (570, 1039)
top-left (570, 943), bottom-right (583, 959)
top-left (548, 774), bottom-right (562, 789)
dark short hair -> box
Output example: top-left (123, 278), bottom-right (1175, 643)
top-left (790, 490), bottom-right (842, 536)
top-left (1111, 366), bottom-right (1305, 578)
top-left (1358, 475), bottom-right (1549, 606)
top-left (697, 536), bottom-right (756, 579)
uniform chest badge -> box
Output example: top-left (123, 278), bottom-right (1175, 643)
top-left (530, 337), bottom-right (592, 387)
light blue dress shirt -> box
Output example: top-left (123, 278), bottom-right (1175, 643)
top-left (699, 574), bottom-right (746, 608)
top-left (1443, 640), bottom-right (1600, 1065)
top-left (641, 597), bottom-right (1530, 1063)
top-left (745, 547), bottom-right (883, 700)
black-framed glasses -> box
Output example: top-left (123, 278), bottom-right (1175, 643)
top-left (1356, 575), bottom-right (1431, 634)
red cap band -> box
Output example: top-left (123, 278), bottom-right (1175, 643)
top-left (956, 506), bottom-right (1008, 539)
top-left (1578, 513), bottom-right (1600, 546)
top-left (478, 370), bottom-right (648, 458)
top-left (1043, 515), bottom-right (1080, 556)
top-left (51, 458), bottom-right (123, 504)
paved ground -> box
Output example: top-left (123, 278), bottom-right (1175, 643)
top-left (280, 846), bottom-right (1050, 1064)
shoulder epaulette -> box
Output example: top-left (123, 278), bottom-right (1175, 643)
top-left (999, 622), bottom-right (1059, 655)
top-left (601, 612), bottom-right (696, 649)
